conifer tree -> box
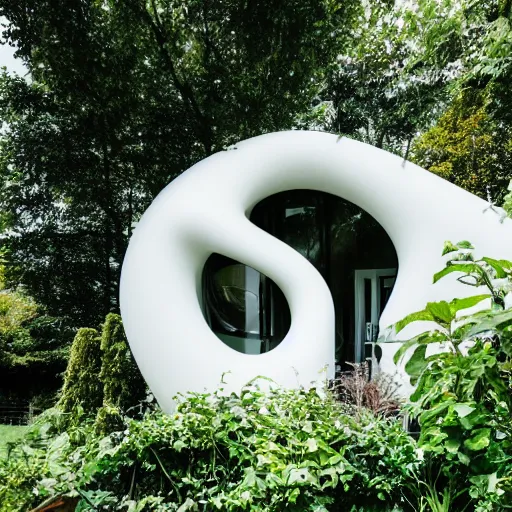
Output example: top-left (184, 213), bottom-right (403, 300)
top-left (58, 328), bottom-right (103, 423)
top-left (95, 314), bottom-right (146, 433)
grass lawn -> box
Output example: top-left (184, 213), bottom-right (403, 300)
top-left (0, 424), bottom-right (27, 458)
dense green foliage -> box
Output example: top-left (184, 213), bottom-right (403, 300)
top-left (0, 0), bottom-right (360, 326)
top-left (0, 267), bottom-right (74, 402)
top-left (412, 90), bottom-right (512, 200)
top-left (3, 2), bottom-right (512, 510)
top-left (405, 0), bottom-right (512, 201)
top-left (0, 282), bottom-right (38, 366)
top-left (99, 314), bottom-right (145, 409)
top-left (57, 315), bottom-right (146, 430)
top-left (95, 313), bottom-right (147, 434)
top-left (0, 424), bottom-right (25, 458)
top-left (393, 242), bottom-right (512, 511)
top-left (0, 383), bottom-right (420, 512)
top-left (57, 328), bottom-right (103, 422)
top-left (3, 244), bottom-right (512, 511)
top-left (321, 0), bottom-right (445, 155)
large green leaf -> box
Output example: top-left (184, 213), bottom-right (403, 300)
top-left (395, 309), bottom-right (434, 334)
top-left (467, 309), bottom-right (512, 337)
top-left (452, 404), bottom-right (475, 418)
top-left (458, 451), bottom-right (470, 465)
top-left (486, 472), bottom-right (499, 493)
top-left (393, 331), bottom-right (448, 365)
top-left (419, 401), bottom-right (451, 426)
top-left (392, 296), bottom-right (490, 364)
top-left (48, 432), bottom-right (70, 457)
top-left (482, 257), bottom-right (508, 278)
top-left (460, 410), bottom-right (490, 431)
top-left (454, 307), bottom-right (499, 328)
top-left (392, 334), bottom-right (420, 365)
top-left (426, 301), bottom-right (453, 324)
top-left (499, 259), bottom-right (512, 270)
top-left (445, 438), bottom-right (461, 454)
top-left (442, 241), bottom-right (460, 256)
top-left (456, 240), bottom-right (474, 250)
top-left (433, 263), bottom-right (483, 284)
top-left (404, 344), bottom-right (428, 381)
top-left (448, 295), bottom-right (490, 316)
top-left (464, 428), bottom-right (491, 451)
top-left (287, 467), bottom-right (317, 485)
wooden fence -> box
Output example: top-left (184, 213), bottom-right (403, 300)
top-left (0, 401), bottom-right (42, 425)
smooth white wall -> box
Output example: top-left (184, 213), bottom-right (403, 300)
top-left (120, 131), bottom-right (512, 411)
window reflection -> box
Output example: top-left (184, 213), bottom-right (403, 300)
top-left (283, 206), bottom-right (321, 265)
top-left (203, 255), bottom-right (290, 354)
top-left (209, 264), bottom-right (260, 336)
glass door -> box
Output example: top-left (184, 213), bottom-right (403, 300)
top-left (354, 269), bottom-right (397, 368)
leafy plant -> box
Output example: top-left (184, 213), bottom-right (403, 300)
top-left (392, 241), bottom-right (512, 509)
top-left (0, 381), bottom-right (421, 512)
top-left (57, 328), bottom-right (103, 425)
top-left (95, 313), bottom-right (147, 434)
top-left (411, 89), bottom-right (512, 202)
top-left (0, 407), bottom-right (94, 510)
top-left (0, 281), bottom-right (73, 404)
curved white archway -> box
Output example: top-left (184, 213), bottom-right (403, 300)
top-left (120, 131), bottom-right (512, 412)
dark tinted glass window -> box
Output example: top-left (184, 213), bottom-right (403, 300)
top-left (203, 190), bottom-right (397, 364)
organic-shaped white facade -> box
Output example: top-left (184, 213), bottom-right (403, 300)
top-left (120, 131), bottom-right (512, 412)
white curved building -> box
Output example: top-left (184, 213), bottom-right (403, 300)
top-left (120, 131), bottom-right (512, 412)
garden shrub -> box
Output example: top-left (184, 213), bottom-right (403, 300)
top-left (329, 362), bottom-right (401, 417)
top-left (57, 328), bottom-right (103, 425)
top-left (9, 244), bottom-right (512, 511)
top-left (392, 241), bottom-right (512, 510)
top-left (0, 275), bottom-right (74, 403)
top-left (0, 407), bottom-right (95, 510)
top-left (0, 383), bottom-right (420, 512)
top-left (95, 313), bottom-right (147, 434)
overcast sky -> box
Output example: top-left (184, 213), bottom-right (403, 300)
top-left (0, 16), bottom-right (27, 76)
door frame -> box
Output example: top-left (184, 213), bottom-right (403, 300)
top-left (354, 268), bottom-right (397, 363)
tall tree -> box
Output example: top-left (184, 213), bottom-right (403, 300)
top-left (312, 0), bottom-right (448, 156)
top-left (401, 0), bottom-right (512, 200)
top-left (0, 0), bottom-right (360, 326)
top-left (412, 89), bottom-right (512, 201)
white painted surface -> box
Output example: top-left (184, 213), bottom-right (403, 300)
top-left (120, 131), bottom-right (512, 411)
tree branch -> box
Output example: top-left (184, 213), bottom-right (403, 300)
top-left (131, 0), bottom-right (213, 155)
